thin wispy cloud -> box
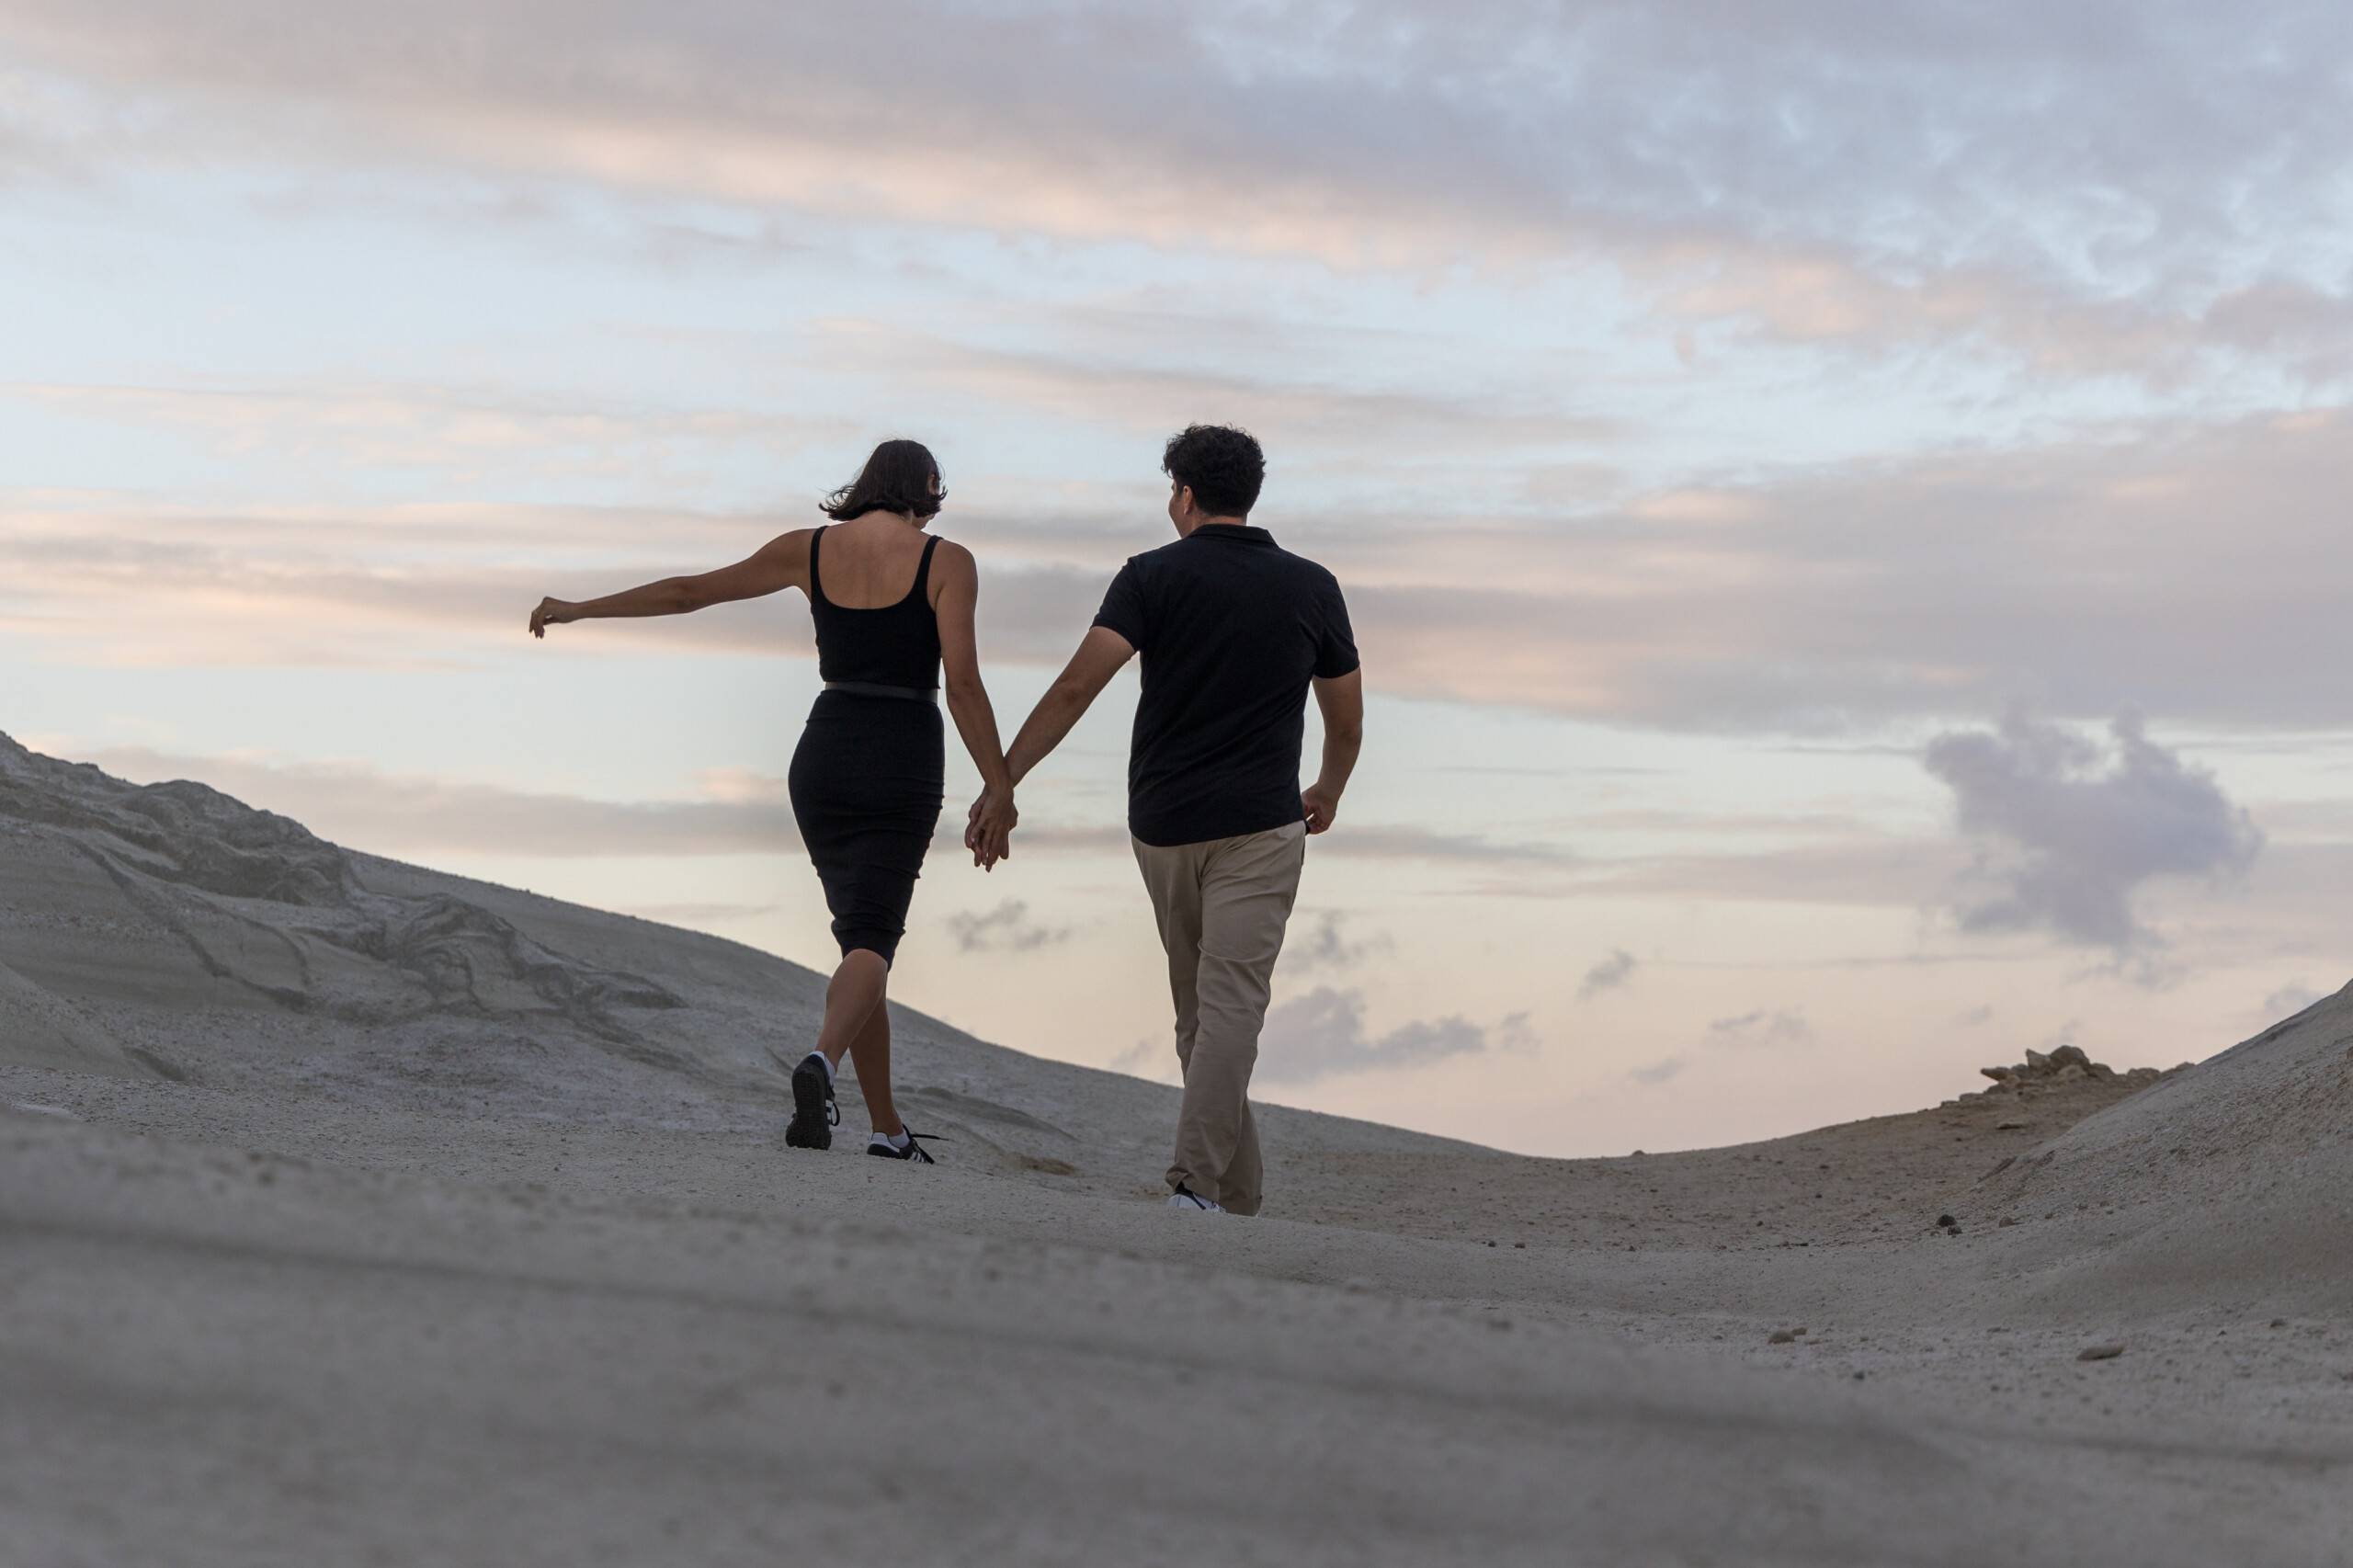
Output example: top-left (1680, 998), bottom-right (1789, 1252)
top-left (16, 392), bottom-right (2353, 734)
top-left (74, 746), bottom-right (801, 858)
top-left (1924, 711), bottom-right (2264, 950)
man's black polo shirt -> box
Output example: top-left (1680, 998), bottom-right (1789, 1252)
top-left (1092, 523), bottom-right (1359, 847)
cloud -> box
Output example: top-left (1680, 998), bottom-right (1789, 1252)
top-left (1704, 1008), bottom-right (1812, 1047)
top-left (616, 902), bottom-right (779, 926)
top-left (944, 900), bottom-right (1070, 954)
top-left (1923, 711), bottom-right (2264, 949)
top-left (1107, 1037), bottom-right (1172, 1080)
top-left (75, 745), bottom-right (801, 858)
top-left (1325, 408), bottom-right (2353, 732)
top-left (17, 403), bottom-right (2353, 731)
top-left (1628, 1055), bottom-right (1687, 1086)
top-left (2261, 983), bottom-right (2321, 1018)
top-left (4, 378), bottom-right (823, 477)
top-left (1577, 949), bottom-right (1638, 999)
top-left (1312, 826), bottom-right (1579, 866)
top-left (1255, 985), bottom-right (1527, 1085)
top-left (1286, 910), bottom-right (1392, 973)
top-left (5, 0), bottom-right (2347, 381)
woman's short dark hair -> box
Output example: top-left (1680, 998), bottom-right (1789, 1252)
top-left (1162, 425), bottom-right (1264, 518)
top-left (822, 439), bottom-right (944, 521)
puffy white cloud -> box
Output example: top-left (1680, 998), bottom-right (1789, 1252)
top-left (1924, 711), bottom-right (2264, 949)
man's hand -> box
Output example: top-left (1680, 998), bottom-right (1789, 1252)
top-left (966, 788), bottom-right (1017, 869)
top-left (1302, 782), bottom-right (1342, 834)
top-left (1301, 668), bottom-right (1361, 835)
top-left (529, 597), bottom-right (575, 638)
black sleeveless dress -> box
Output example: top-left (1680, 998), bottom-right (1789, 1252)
top-left (788, 527), bottom-right (945, 966)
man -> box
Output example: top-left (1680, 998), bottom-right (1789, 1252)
top-left (978, 425), bottom-right (1362, 1215)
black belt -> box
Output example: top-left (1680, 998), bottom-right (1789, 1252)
top-left (824, 681), bottom-right (938, 703)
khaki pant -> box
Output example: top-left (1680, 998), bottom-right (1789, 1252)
top-left (1131, 822), bottom-right (1307, 1216)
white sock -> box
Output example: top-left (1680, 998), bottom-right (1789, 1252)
top-left (871, 1129), bottom-right (911, 1151)
top-left (802, 1051), bottom-right (834, 1085)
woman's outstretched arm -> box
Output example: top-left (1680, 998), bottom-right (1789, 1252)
top-left (529, 530), bottom-right (812, 637)
top-left (931, 541), bottom-right (1017, 869)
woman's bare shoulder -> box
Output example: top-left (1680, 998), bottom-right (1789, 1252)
top-left (754, 527), bottom-right (819, 558)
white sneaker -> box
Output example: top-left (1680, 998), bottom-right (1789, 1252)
top-left (1168, 1185), bottom-right (1223, 1212)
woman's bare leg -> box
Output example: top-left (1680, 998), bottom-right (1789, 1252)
top-left (811, 949), bottom-right (903, 1134)
top-left (846, 1003), bottom-right (902, 1136)
top-left (813, 949), bottom-right (887, 1068)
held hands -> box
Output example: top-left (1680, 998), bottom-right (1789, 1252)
top-left (965, 787), bottom-right (1017, 870)
top-left (528, 597), bottom-right (577, 639)
top-left (1302, 782), bottom-right (1342, 834)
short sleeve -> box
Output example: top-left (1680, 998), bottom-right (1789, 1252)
top-left (1092, 559), bottom-right (1152, 652)
top-left (1312, 575), bottom-right (1359, 679)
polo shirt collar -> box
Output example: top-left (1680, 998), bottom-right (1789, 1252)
top-left (1189, 522), bottom-right (1275, 547)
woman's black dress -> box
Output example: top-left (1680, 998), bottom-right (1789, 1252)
top-left (787, 527), bottom-right (945, 966)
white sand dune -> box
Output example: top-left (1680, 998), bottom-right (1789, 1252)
top-left (4, 731), bottom-right (2350, 1564)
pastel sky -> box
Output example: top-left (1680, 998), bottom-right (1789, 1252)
top-left (5, 0), bottom-right (2350, 1154)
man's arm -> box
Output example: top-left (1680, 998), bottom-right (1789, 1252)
top-left (965, 625), bottom-right (1134, 854)
top-left (1301, 667), bottom-right (1363, 834)
top-left (1006, 625), bottom-right (1135, 785)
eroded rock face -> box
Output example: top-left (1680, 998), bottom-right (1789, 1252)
top-left (0, 732), bottom-right (681, 1044)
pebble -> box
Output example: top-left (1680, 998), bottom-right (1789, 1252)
top-left (1768, 1331), bottom-right (1796, 1344)
top-left (2077, 1345), bottom-right (2125, 1361)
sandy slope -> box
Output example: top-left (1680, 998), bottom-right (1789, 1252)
top-left (4, 732), bottom-right (2350, 1564)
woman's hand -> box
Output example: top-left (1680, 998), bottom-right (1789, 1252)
top-left (529, 597), bottom-right (577, 638)
top-left (966, 788), bottom-right (1017, 870)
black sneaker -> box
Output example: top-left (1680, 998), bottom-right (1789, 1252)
top-left (867, 1130), bottom-right (940, 1164)
top-left (785, 1052), bottom-right (837, 1150)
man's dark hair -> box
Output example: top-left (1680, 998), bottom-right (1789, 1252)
top-left (1161, 425), bottom-right (1265, 519)
top-left (823, 438), bottom-right (944, 520)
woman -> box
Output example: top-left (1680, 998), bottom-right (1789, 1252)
top-left (529, 439), bottom-right (1017, 1161)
